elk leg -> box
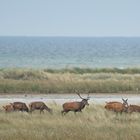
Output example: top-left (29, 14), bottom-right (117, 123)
top-left (62, 110), bottom-right (69, 115)
top-left (40, 109), bottom-right (44, 114)
top-left (30, 109), bottom-right (33, 114)
top-left (61, 110), bottom-right (64, 115)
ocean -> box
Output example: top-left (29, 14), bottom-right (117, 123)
top-left (0, 36), bottom-right (140, 69)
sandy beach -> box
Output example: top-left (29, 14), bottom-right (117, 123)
top-left (0, 93), bottom-right (140, 105)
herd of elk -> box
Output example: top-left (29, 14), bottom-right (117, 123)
top-left (2, 92), bottom-right (140, 115)
top-left (105, 99), bottom-right (140, 114)
top-left (3, 101), bottom-right (52, 114)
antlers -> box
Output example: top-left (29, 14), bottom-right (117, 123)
top-left (75, 90), bottom-right (90, 100)
top-left (122, 98), bottom-right (128, 104)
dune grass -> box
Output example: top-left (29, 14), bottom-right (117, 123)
top-left (0, 68), bottom-right (140, 94)
top-left (0, 104), bottom-right (140, 140)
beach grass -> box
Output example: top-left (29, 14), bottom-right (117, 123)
top-left (0, 104), bottom-right (140, 140)
top-left (0, 68), bottom-right (140, 94)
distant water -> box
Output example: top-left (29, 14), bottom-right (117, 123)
top-left (0, 36), bottom-right (140, 68)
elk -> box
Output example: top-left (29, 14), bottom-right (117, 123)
top-left (61, 92), bottom-right (90, 115)
top-left (29, 101), bottom-right (52, 114)
top-left (105, 98), bottom-right (128, 113)
top-left (3, 104), bottom-right (14, 112)
top-left (10, 102), bottom-right (29, 112)
top-left (127, 105), bottom-right (140, 113)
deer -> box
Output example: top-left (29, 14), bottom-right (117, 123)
top-left (3, 104), bottom-right (14, 113)
top-left (127, 104), bottom-right (140, 113)
top-left (104, 98), bottom-right (128, 113)
top-left (61, 92), bottom-right (90, 115)
top-left (29, 101), bottom-right (53, 114)
top-left (10, 102), bottom-right (29, 112)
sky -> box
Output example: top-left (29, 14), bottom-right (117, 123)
top-left (0, 0), bottom-right (140, 37)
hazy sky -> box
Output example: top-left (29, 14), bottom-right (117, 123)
top-left (0, 0), bottom-right (140, 36)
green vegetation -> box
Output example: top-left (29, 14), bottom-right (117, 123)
top-left (45, 67), bottom-right (140, 74)
top-left (0, 68), bottom-right (140, 94)
top-left (0, 104), bottom-right (140, 140)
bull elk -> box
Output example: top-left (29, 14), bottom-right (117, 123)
top-left (127, 105), bottom-right (140, 113)
top-left (105, 98), bottom-right (128, 113)
top-left (61, 92), bottom-right (90, 115)
top-left (10, 102), bottom-right (29, 112)
top-left (29, 101), bottom-right (53, 114)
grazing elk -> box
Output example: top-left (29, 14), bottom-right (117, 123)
top-left (29, 101), bottom-right (52, 114)
top-left (10, 102), bottom-right (29, 112)
top-left (127, 105), bottom-right (140, 113)
top-left (61, 93), bottom-right (90, 115)
top-left (3, 104), bottom-right (14, 113)
top-left (105, 98), bottom-right (128, 113)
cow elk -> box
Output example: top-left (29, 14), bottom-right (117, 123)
top-left (127, 105), bottom-right (140, 113)
top-left (10, 102), bottom-right (29, 112)
top-left (29, 101), bottom-right (52, 114)
top-left (3, 104), bottom-right (14, 113)
top-left (105, 98), bottom-right (128, 113)
top-left (61, 92), bottom-right (90, 115)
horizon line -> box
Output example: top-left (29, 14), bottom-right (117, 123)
top-left (0, 35), bottom-right (140, 38)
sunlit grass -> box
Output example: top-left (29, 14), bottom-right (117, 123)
top-left (0, 104), bottom-right (140, 140)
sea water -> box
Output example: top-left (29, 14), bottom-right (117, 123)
top-left (0, 36), bottom-right (140, 68)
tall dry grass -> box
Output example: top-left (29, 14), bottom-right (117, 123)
top-left (0, 104), bottom-right (140, 140)
top-left (0, 68), bottom-right (140, 94)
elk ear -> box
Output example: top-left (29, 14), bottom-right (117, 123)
top-left (126, 99), bottom-right (128, 102)
top-left (122, 98), bottom-right (125, 102)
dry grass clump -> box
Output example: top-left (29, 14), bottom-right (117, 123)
top-left (0, 68), bottom-right (140, 94)
top-left (0, 104), bottom-right (140, 140)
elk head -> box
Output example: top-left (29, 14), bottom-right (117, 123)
top-left (76, 91), bottom-right (90, 106)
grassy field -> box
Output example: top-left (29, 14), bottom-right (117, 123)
top-left (0, 68), bottom-right (140, 94)
top-left (0, 104), bottom-right (140, 140)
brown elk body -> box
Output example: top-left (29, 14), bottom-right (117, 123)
top-left (127, 105), bottom-right (140, 113)
top-left (105, 99), bottom-right (128, 113)
top-left (61, 93), bottom-right (89, 115)
top-left (11, 102), bottom-right (29, 112)
top-left (3, 104), bottom-right (14, 112)
top-left (105, 101), bottom-right (121, 104)
top-left (29, 101), bottom-right (52, 114)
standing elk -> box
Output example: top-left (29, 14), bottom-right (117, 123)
top-left (29, 101), bottom-right (53, 114)
top-left (10, 102), bottom-right (29, 112)
top-left (61, 92), bottom-right (90, 115)
top-left (127, 105), bottom-right (140, 113)
top-left (105, 98), bottom-right (128, 113)
top-left (3, 104), bottom-right (14, 112)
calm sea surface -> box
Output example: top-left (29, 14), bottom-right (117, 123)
top-left (0, 36), bottom-right (140, 68)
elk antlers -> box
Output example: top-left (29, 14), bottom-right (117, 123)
top-left (75, 90), bottom-right (90, 100)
